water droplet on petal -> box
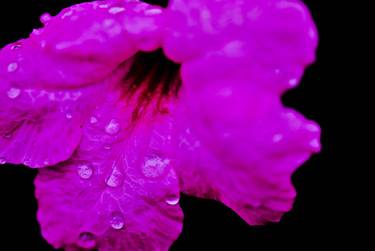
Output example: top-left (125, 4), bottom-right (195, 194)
top-left (32, 28), bottom-right (42, 36)
top-left (165, 195), bottom-right (180, 206)
top-left (145, 8), bottom-right (162, 16)
top-left (40, 40), bottom-right (47, 48)
top-left (11, 42), bottom-right (22, 50)
top-left (7, 62), bottom-right (18, 73)
top-left (109, 7), bottom-right (125, 14)
top-left (56, 41), bottom-right (72, 50)
top-left (272, 133), bottom-right (283, 143)
top-left (0, 158), bottom-right (6, 165)
top-left (105, 119), bottom-right (121, 135)
top-left (90, 116), bottom-right (98, 124)
top-left (99, 4), bottom-right (109, 8)
top-left (110, 211), bottom-right (125, 230)
top-left (61, 10), bottom-right (73, 19)
top-left (106, 167), bottom-right (123, 188)
top-left (40, 13), bottom-right (52, 25)
top-left (7, 88), bottom-right (21, 99)
top-left (66, 113), bottom-right (73, 119)
top-left (78, 232), bottom-right (96, 249)
top-left (104, 145), bottom-right (112, 150)
top-left (306, 123), bottom-right (319, 132)
top-left (309, 139), bottom-right (320, 149)
top-left (143, 155), bottom-right (170, 178)
top-left (288, 78), bottom-right (298, 87)
top-left (78, 164), bottom-right (93, 179)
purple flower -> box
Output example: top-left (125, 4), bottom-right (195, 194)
top-left (0, 0), bottom-right (320, 250)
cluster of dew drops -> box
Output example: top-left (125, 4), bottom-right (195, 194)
top-left (74, 116), bottom-right (179, 248)
top-left (0, 3), bottom-right (179, 246)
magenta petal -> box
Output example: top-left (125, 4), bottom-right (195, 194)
top-left (173, 63), bottom-right (320, 225)
top-left (174, 90), bottom-right (320, 224)
top-left (0, 81), bottom-right (91, 168)
top-left (167, 0), bottom-right (320, 225)
top-left (35, 93), bottom-right (183, 250)
top-left (32, 1), bottom-right (164, 87)
top-left (0, 0), bottom-right (165, 168)
top-left (0, 1), bottom-right (164, 88)
top-left (0, 39), bottom-right (108, 168)
top-left (164, 0), bottom-right (317, 94)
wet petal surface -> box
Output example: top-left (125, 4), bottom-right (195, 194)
top-left (35, 87), bottom-right (183, 250)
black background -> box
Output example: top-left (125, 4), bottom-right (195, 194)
top-left (0, 0), bottom-right (353, 250)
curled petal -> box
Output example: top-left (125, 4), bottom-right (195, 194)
top-left (0, 0), bottom-right (166, 168)
top-left (163, 0), bottom-right (317, 93)
top-left (169, 0), bottom-right (320, 225)
top-left (0, 1), bottom-right (165, 89)
top-left (0, 80), bottom-right (92, 167)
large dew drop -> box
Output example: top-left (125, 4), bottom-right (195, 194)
top-left (110, 211), bottom-right (125, 230)
top-left (105, 119), bottom-right (121, 135)
top-left (165, 195), bottom-right (180, 206)
top-left (7, 88), bottom-right (21, 99)
top-left (77, 164), bottom-right (93, 179)
top-left (7, 62), bottom-right (18, 73)
top-left (65, 113), bottom-right (73, 119)
top-left (90, 116), bottom-right (98, 124)
top-left (105, 167), bottom-right (123, 188)
top-left (142, 155), bottom-right (170, 178)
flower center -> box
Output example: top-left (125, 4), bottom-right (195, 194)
top-left (123, 49), bottom-right (182, 120)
